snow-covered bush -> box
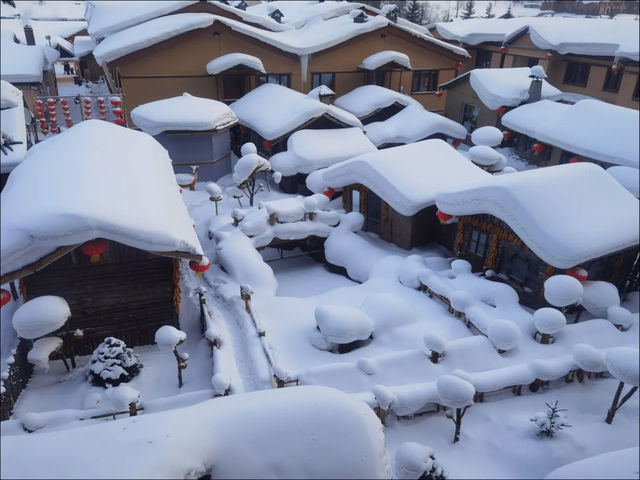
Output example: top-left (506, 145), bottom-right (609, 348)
top-left (155, 326), bottom-right (188, 388)
top-left (580, 281), bottom-right (620, 318)
top-left (530, 401), bottom-right (571, 438)
top-left (357, 357), bottom-right (377, 375)
top-left (533, 308), bottom-right (566, 344)
top-left (212, 373), bottom-right (230, 396)
top-left (232, 144), bottom-right (272, 206)
top-left (21, 412), bottom-right (48, 433)
top-left (468, 145), bottom-right (505, 169)
top-left (604, 347), bottom-right (639, 424)
top-left (12, 296), bottom-right (71, 339)
top-left (105, 384), bottom-right (140, 410)
top-left (487, 319), bottom-right (521, 352)
top-left (395, 442), bottom-right (448, 480)
top-left (88, 337), bottom-right (142, 388)
top-left (543, 275), bottom-right (583, 307)
top-left (424, 333), bottom-right (446, 363)
top-left (606, 306), bottom-right (634, 331)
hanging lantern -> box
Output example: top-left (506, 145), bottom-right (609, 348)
top-left (65, 119), bottom-right (73, 128)
top-left (456, 61), bottom-right (463, 69)
top-left (114, 117), bottom-right (126, 126)
top-left (452, 139), bottom-right (462, 148)
top-left (566, 267), bottom-right (588, 283)
top-left (81, 238), bottom-right (107, 263)
top-left (611, 64), bottom-right (620, 73)
top-left (262, 139), bottom-right (272, 150)
top-left (436, 210), bottom-right (454, 224)
top-left (36, 99), bottom-right (44, 108)
top-left (569, 156), bottom-right (581, 163)
top-left (62, 104), bottom-right (70, 112)
top-left (1, 289), bottom-right (10, 308)
top-left (495, 106), bottom-right (507, 116)
top-left (502, 131), bottom-right (511, 141)
top-left (434, 90), bottom-right (444, 97)
top-left (46, 98), bottom-right (56, 107)
top-left (189, 257), bottom-right (210, 278)
top-left (532, 143), bottom-right (543, 155)
top-left (112, 107), bottom-right (123, 116)
top-left (323, 187), bottom-right (335, 199)
top-left (97, 97), bottom-right (105, 105)
top-left (60, 98), bottom-right (69, 106)
top-left (499, 46), bottom-right (507, 53)
top-left (110, 96), bottom-right (122, 107)
top-left (545, 52), bottom-right (553, 60)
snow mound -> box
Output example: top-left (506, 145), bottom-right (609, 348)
top-left (544, 275), bottom-right (583, 307)
top-left (315, 304), bottom-right (373, 344)
top-left (533, 308), bottom-right (566, 335)
top-left (423, 333), bottom-right (445, 354)
top-left (572, 344), bottom-right (606, 373)
top-left (605, 347), bottom-right (639, 386)
top-left (468, 145), bottom-right (505, 167)
top-left (334, 84), bottom-right (420, 119)
top-left (545, 446), bottom-right (640, 480)
top-left (487, 319), bottom-right (521, 351)
top-left (398, 255), bottom-right (426, 289)
top-left (307, 85), bottom-right (335, 100)
top-left (607, 166), bottom-right (639, 198)
top-left (606, 306), bottom-right (634, 330)
top-left (357, 357), bottom-right (378, 375)
top-left (211, 373), bottom-right (230, 395)
top-left (240, 142), bottom-right (257, 156)
top-left (27, 337), bottom-right (63, 371)
top-left (206, 182), bottom-right (223, 199)
top-left (361, 293), bottom-right (417, 331)
top-left (395, 442), bottom-right (445, 480)
top-left (206, 52), bottom-right (265, 75)
top-left (436, 375), bottom-right (475, 408)
top-left (12, 296), bottom-right (70, 339)
top-left (0, 80), bottom-right (21, 110)
top-left (154, 325), bottom-right (186, 349)
top-left (580, 281), bottom-right (620, 318)
top-left (21, 412), bottom-right (48, 432)
top-left (471, 126), bottom-right (503, 147)
top-left (360, 50), bottom-right (411, 70)
top-left (105, 385), bottom-right (140, 409)
top-left (451, 259), bottom-right (472, 276)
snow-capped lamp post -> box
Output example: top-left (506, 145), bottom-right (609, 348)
top-left (437, 375), bottom-right (475, 443)
top-left (604, 347), bottom-right (638, 424)
top-left (424, 333), bottom-right (445, 364)
top-left (533, 308), bottom-right (566, 344)
top-left (154, 325), bottom-right (188, 388)
top-left (206, 182), bottom-right (223, 215)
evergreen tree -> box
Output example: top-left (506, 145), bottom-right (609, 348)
top-left (402, 0), bottom-right (425, 24)
top-left (88, 337), bottom-right (143, 388)
top-left (460, 0), bottom-right (476, 19)
top-left (484, 3), bottom-right (495, 18)
top-left (530, 401), bottom-right (572, 438)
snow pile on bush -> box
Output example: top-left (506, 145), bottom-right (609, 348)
top-left (436, 375), bottom-right (475, 408)
top-left (544, 275), bottom-right (583, 307)
top-left (487, 319), bottom-right (521, 352)
top-left (606, 305), bottom-right (634, 330)
top-left (398, 255), bottom-right (426, 288)
top-left (105, 384), bottom-right (140, 409)
top-left (88, 337), bottom-right (142, 388)
top-left (233, 147), bottom-right (271, 186)
top-left (468, 145), bottom-right (505, 169)
top-left (450, 259), bottom-right (472, 276)
top-left (314, 304), bottom-right (373, 345)
top-left (12, 296), bottom-right (70, 339)
top-left (154, 325), bottom-right (186, 349)
top-left (394, 442), bottom-right (447, 480)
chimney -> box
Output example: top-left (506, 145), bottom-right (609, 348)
top-left (526, 65), bottom-right (546, 103)
top-left (23, 24), bottom-right (36, 45)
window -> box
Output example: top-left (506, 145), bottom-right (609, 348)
top-left (412, 70), bottom-right (438, 93)
top-left (468, 229), bottom-right (488, 258)
top-left (634, 77), bottom-right (639, 101)
top-left (527, 57), bottom-right (539, 68)
top-left (563, 62), bottom-right (590, 87)
top-left (460, 103), bottom-right (479, 132)
top-left (365, 70), bottom-right (386, 87)
top-left (602, 67), bottom-right (623, 93)
top-left (475, 49), bottom-right (492, 68)
top-left (496, 244), bottom-right (542, 290)
top-left (351, 189), bottom-right (360, 213)
top-left (366, 190), bottom-right (381, 235)
top-left (258, 74), bottom-right (290, 88)
top-left (312, 73), bottom-right (335, 90)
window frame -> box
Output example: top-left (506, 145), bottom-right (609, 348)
top-left (602, 67), bottom-right (623, 93)
top-left (475, 49), bottom-right (492, 69)
top-left (563, 61), bottom-right (590, 87)
top-left (468, 228), bottom-right (488, 258)
top-left (411, 70), bottom-right (439, 93)
top-left (460, 103), bottom-right (480, 133)
top-left (311, 72), bottom-right (335, 91)
top-left (258, 73), bottom-right (291, 88)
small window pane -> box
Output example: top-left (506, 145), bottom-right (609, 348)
top-left (563, 62), bottom-right (590, 87)
top-left (351, 189), bottom-right (360, 213)
top-left (411, 70), bottom-right (438, 93)
top-left (475, 50), bottom-right (492, 68)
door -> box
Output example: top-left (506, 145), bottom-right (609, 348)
top-left (366, 190), bottom-right (381, 235)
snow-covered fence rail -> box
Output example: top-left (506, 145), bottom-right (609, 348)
top-left (0, 340), bottom-right (34, 421)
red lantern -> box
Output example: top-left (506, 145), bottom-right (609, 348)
top-left (110, 97), bottom-right (122, 107)
top-left (502, 131), bottom-right (511, 141)
top-left (545, 52), bottom-right (553, 60)
top-left (36, 99), bottom-right (43, 107)
top-left (499, 46), bottom-right (507, 53)
top-left (112, 107), bottom-right (123, 116)
top-left (97, 97), bottom-right (105, 104)
top-left (456, 61), bottom-right (463, 69)
top-left (1, 288), bottom-right (11, 308)
top-left (495, 106), bottom-right (506, 116)
top-left (323, 187), bottom-right (335, 199)
top-left (436, 210), bottom-right (454, 224)
top-left (46, 98), bottom-right (55, 107)
top-left (114, 117), bottom-right (126, 126)
top-left (611, 64), bottom-right (620, 73)
top-left (569, 156), bottom-right (581, 163)
top-left (60, 98), bottom-right (68, 106)
top-left (452, 139), bottom-right (462, 148)
top-left (532, 143), bottom-right (543, 155)
top-left (434, 90), bottom-right (444, 97)
top-left (81, 238), bottom-right (107, 263)
top-left (189, 257), bottom-right (210, 278)
top-left (566, 267), bottom-right (588, 283)
top-left (262, 140), bottom-right (272, 150)
top-left (65, 120), bottom-right (73, 128)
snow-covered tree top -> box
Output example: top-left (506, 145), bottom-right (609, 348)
top-left (436, 375), bottom-right (475, 408)
top-left (154, 325), bottom-right (186, 349)
top-left (232, 152), bottom-right (271, 186)
top-left (12, 296), bottom-right (70, 339)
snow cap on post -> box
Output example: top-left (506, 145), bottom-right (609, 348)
top-left (240, 142), bottom-right (257, 156)
top-left (471, 126), bottom-right (503, 147)
top-left (533, 308), bottom-right (566, 335)
top-left (154, 325), bottom-right (186, 350)
top-left (12, 296), bottom-right (71, 339)
top-left (580, 280), bottom-right (620, 318)
top-left (605, 347), bottom-right (639, 386)
top-left (544, 275), bottom-right (583, 307)
top-left (468, 145), bottom-right (505, 167)
top-left (487, 319), bottom-right (521, 351)
top-left (206, 182), bottom-right (223, 200)
top-left (436, 375), bottom-right (475, 408)
top-left (606, 306), bottom-right (633, 331)
top-left (423, 333), bottom-right (445, 354)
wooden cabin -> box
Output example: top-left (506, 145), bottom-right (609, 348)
top-left (436, 163), bottom-right (640, 308)
top-left (309, 139), bottom-right (490, 250)
top-left (0, 120), bottom-right (204, 356)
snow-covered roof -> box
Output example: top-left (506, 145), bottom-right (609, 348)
top-left (435, 162), bottom-right (640, 269)
top-left (501, 99), bottom-right (639, 168)
top-left (230, 83), bottom-right (362, 141)
top-left (365, 104), bottom-right (467, 147)
top-left (269, 127), bottom-right (377, 176)
top-left (0, 386), bottom-right (391, 479)
top-left (309, 139), bottom-right (491, 216)
top-left (1, 84), bottom-right (27, 174)
top-left (334, 85), bottom-right (420, 119)
top-left (93, 13), bottom-right (216, 65)
top-left (1, 120), bottom-right (204, 280)
top-left (131, 92), bottom-right (238, 135)
top-left (436, 17), bottom-right (639, 61)
top-left (206, 52), bottom-right (266, 75)
top-left (545, 447), bottom-right (639, 480)
top-left (244, 0), bottom-right (361, 30)
top-left (307, 85), bottom-right (335, 100)
top-left (0, 31), bottom-right (59, 84)
top-left (607, 166), bottom-right (639, 198)
top-left (2, 1), bottom-right (86, 21)
top-left (73, 35), bottom-right (97, 58)
top-left (439, 67), bottom-right (563, 110)
top-left (359, 50), bottom-right (411, 70)
top-left (1, 19), bottom-right (87, 46)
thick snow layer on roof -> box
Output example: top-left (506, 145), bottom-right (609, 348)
top-left (436, 17), bottom-right (639, 61)
top-left (334, 85), bottom-right (420, 119)
top-left (131, 93), bottom-right (238, 135)
top-left (87, 1), bottom-right (197, 40)
top-left (1, 94), bottom-right (27, 174)
top-left (1, 386), bottom-right (391, 479)
top-left (1, 120), bottom-right (203, 278)
top-left (231, 83), bottom-right (362, 141)
top-left (0, 81), bottom-right (21, 110)
top-left (365, 104), bottom-right (467, 147)
top-left (545, 447), bottom-right (640, 480)
top-left (3, 1), bottom-right (86, 21)
top-left (360, 50), bottom-right (411, 70)
top-left (244, 0), bottom-right (360, 30)
top-left (206, 52), bottom-right (266, 75)
top-left (502, 100), bottom-right (639, 168)
top-left (311, 139), bottom-right (491, 216)
top-left (1, 19), bottom-right (87, 45)
top-left (0, 36), bottom-right (47, 84)
top-left (607, 166), bottom-right (639, 198)
top-left (307, 84), bottom-right (335, 100)
top-left (93, 13), bottom-right (215, 65)
top-left (269, 127), bottom-right (376, 176)
top-left (73, 36), bottom-right (97, 58)
top-left (442, 67), bottom-right (563, 110)
top-left (435, 162), bottom-right (640, 268)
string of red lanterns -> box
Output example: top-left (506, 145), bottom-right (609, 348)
top-left (35, 99), bottom-right (48, 135)
top-left (83, 97), bottom-right (93, 120)
top-left (111, 97), bottom-right (125, 126)
top-left (97, 97), bottom-right (107, 121)
top-left (47, 98), bottom-right (58, 134)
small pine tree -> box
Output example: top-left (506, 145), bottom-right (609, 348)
top-left (461, 0), bottom-right (476, 19)
top-left (484, 3), bottom-right (495, 18)
top-left (504, 5), bottom-right (513, 18)
top-left (402, 0), bottom-right (425, 25)
top-left (88, 337), bottom-right (142, 388)
top-left (530, 401), bottom-right (572, 438)
top-left (418, 452), bottom-right (448, 479)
